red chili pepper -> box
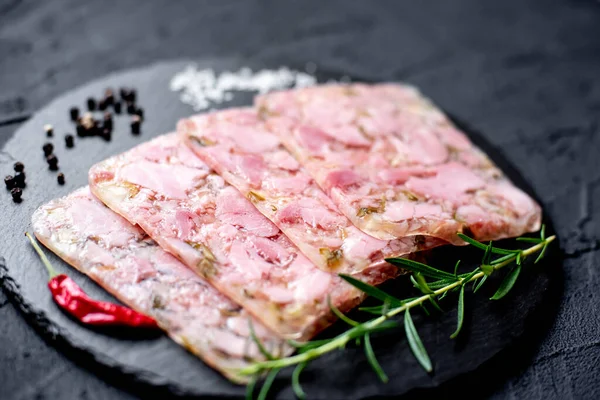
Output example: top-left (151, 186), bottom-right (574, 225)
top-left (48, 274), bottom-right (158, 327)
top-left (26, 232), bottom-right (158, 329)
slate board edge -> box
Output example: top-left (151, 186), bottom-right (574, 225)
top-left (0, 258), bottom-right (204, 398)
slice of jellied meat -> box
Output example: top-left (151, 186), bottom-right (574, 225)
top-left (89, 134), bottom-right (398, 340)
top-left (32, 187), bottom-right (290, 383)
top-left (179, 108), bottom-right (446, 274)
top-left (256, 83), bottom-right (542, 244)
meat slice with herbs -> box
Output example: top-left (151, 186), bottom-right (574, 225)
top-left (256, 83), bottom-right (542, 244)
top-left (89, 134), bottom-right (397, 340)
top-left (32, 187), bottom-right (289, 382)
top-left (179, 108), bottom-right (445, 274)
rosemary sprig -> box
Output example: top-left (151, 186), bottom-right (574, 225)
top-left (239, 227), bottom-right (555, 398)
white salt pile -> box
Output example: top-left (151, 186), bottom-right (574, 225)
top-left (170, 65), bottom-right (317, 111)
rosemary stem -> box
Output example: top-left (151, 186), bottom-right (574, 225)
top-left (236, 235), bottom-right (555, 376)
top-left (25, 232), bottom-right (59, 279)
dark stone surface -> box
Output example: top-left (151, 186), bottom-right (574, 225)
top-left (0, 0), bottom-right (599, 399)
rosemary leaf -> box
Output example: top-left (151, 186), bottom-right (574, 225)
top-left (381, 299), bottom-right (391, 316)
top-left (453, 260), bottom-right (461, 277)
top-left (249, 320), bottom-right (275, 360)
top-left (297, 339), bottom-right (332, 354)
top-left (473, 275), bottom-right (488, 293)
top-left (462, 268), bottom-right (482, 283)
top-left (360, 320), bottom-right (399, 335)
top-left (457, 233), bottom-right (517, 255)
top-left (246, 376), bottom-right (258, 400)
top-left (360, 299), bottom-right (408, 315)
top-left (427, 279), bottom-right (459, 290)
top-left (428, 295), bottom-right (444, 313)
top-left (490, 264), bottom-right (522, 300)
top-left (364, 333), bottom-right (388, 383)
top-left (328, 296), bottom-right (360, 326)
top-left (414, 273), bottom-right (434, 294)
top-left (450, 285), bottom-right (465, 339)
top-left (540, 224), bottom-right (546, 240)
top-left (516, 237), bottom-right (543, 243)
top-left (535, 243), bottom-right (548, 264)
top-left (359, 305), bottom-right (389, 315)
top-left (257, 368), bottom-right (280, 400)
top-left (385, 258), bottom-right (457, 281)
top-left (292, 362), bottom-right (307, 400)
top-left (482, 241), bottom-right (493, 265)
top-left (404, 309), bottom-right (433, 372)
top-left (490, 253), bottom-right (515, 265)
top-left (410, 275), bottom-right (420, 290)
top-left (339, 274), bottom-right (404, 306)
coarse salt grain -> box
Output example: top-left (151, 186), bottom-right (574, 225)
top-left (170, 65), bottom-right (318, 111)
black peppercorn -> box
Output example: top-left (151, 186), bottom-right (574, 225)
top-left (98, 98), bottom-right (108, 111)
top-left (126, 102), bottom-right (136, 115)
top-left (131, 118), bottom-right (141, 135)
top-left (44, 124), bottom-right (53, 137)
top-left (101, 128), bottom-right (112, 141)
top-left (76, 123), bottom-right (85, 137)
top-left (47, 154), bottom-right (59, 171)
top-left (80, 113), bottom-right (97, 137)
top-left (103, 111), bottom-right (113, 130)
top-left (119, 87), bottom-right (129, 101)
top-left (113, 101), bottom-right (122, 114)
top-left (134, 108), bottom-right (144, 120)
top-left (14, 172), bottom-right (25, 188)
top-left (11, 187), bottom-right (22, 203)
top-left (4, 175), bottom-right (15, 190)
top-left (102, 121), bottom-right (112, 134)
top-left (129, 89), bottom-right (137, 103)
top-left (57, 173), bottom-right (65, 185)
top-left (91, 120), bottom-right (100, 137)
top-left (43, 142), bottom-right (54, 156)
top-left (65, 134), bottom-right (74, 148)
top-left (87, 97), bottom-right (96, 111)
top-left (69, 107), bottom-right (79, 121)
top-left (13, 162), bottom-right (24, 173)
top-left (104, 88), bottom-right (115, 106)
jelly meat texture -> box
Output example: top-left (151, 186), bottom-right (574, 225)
top-left (89, 134), bottom-right (398, 341)
top-left (256, 83), bottom-right (542, 244)
top-left (180, 108), bottom-right (445, 275)
top-left (31, 187), bottom-right (290, 383)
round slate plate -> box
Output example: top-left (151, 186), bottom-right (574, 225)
top-left (0, 59), bottom-right (561, 399)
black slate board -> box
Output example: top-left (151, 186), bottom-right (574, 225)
top-left (0, 59), bottom-right (561, 399)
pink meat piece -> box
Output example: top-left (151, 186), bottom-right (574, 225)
top-left (256, 83), bottom-right (542, 244)
top-left (89, 134), bottom-right (392, 341)
top-left (180, 108), bottom-right (445, 275)
top-left (32, 187), bottom-right (290, 383)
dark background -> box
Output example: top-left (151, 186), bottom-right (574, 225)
top-left (1, 0), bottom-right (599, 399)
